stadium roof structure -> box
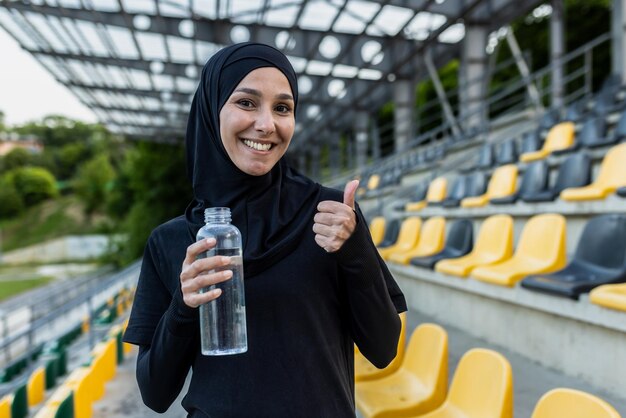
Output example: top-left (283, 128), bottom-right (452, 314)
top-left (0, 0), bottom-right (542, 151)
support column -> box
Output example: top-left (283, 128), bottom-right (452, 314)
top-left (550, 0), bottom-right (565, 109)
top-left (612, 0), bottom-right (626, 83)
top-left (346, 135), bottom-right (355, 170)
top-left (459, 24), bottom-right (488, 133)
top-left (354, 111), bottom-right (369, 170)
top-left (505, 27), bottom-right (543, 112)
top-left (393, 79), bottom-right (415, 153)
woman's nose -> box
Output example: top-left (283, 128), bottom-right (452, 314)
top-left (255, 108), bottom-right (275, 136)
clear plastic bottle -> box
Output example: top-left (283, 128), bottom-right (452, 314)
top-left (196, 207), bottom-right (247, 356)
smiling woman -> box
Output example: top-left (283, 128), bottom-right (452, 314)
top-left (123, 42), bottom-right (406, 418)
top-left (219, 67), bottom-right (295, 176)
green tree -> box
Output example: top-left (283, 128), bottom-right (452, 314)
top-left (9, 167), bottom-right (58, 205)
top-left (74, 154), bottom-right (115, 215)
top-left (0, 177), bottom-right (24, 218)
top-left (56, 142), bottom-right (90, 180)
top-left (2, 148), bottom-right (31, 172)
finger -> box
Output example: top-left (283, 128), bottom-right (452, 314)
top-left (317, 200), bottom-right (352, 214)
top-left (343, 179), bottom-right (359, 209)
top-left (182, 269), bottom-right (233, 294)
top-left (314, 234), bottom-right (338, 253)
top-left (183, 238), bottom-right (217, 266)
top-left (312, 222), bottom-right (334, 237)
top-left (314, 212), bottom-right (351, 226)
top-left (184, 288), bottom-right (223, 308)
top-left (181, 255), bottom-right (231, 282)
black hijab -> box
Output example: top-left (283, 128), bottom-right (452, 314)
top-left (184, 42), bottom-right (322, 278)
top-left (184, 42), bottom-right (407, 314)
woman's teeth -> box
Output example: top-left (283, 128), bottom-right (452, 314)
top-left (243, 139), bottom-right (272, 151)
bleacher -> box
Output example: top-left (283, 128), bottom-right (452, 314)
top-left (353, 75), bottom-right (626, 417)
top-left (0, 287), bottom-right (135, 418)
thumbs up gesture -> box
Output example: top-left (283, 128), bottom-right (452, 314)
top-left (313, 180), bottom-right (359, 253)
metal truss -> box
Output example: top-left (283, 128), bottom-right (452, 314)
top-left (0, 0), bottom-right (541, 144)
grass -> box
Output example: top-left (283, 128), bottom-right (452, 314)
top-left (0, 277), bottom-right (53, 301)
top-left (0, 195), bottom-right (107, 252)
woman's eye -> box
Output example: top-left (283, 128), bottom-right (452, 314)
top-left (275, 104), bottom-right (291, 113)
top-left (237, 99), bottom-right (254, 108)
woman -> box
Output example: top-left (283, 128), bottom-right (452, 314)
top-left (123, 42), bottom-right (406, 417)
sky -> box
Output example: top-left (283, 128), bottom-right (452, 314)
top-left (0, 28), bottom-right (97, 126)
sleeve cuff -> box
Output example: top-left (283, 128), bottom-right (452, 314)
top-left (163, 286), bottom-right (199, 337)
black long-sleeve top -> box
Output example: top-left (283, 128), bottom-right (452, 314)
top-left (123, 187), bottom-right (406, 417)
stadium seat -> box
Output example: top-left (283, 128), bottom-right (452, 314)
top-left (610, 109), bottom-right (626, 143)
top-left (560, 143), bottom-right (626, 201)
top-left (0, 395), bottom-right (9, 418)
top-left (562, 99), bottom-right (586, 122)
top-left (405, 178), bottom-right (447, 211)
top-left (590, 283), bottom-right (626, 312)
top-left (11, 383), bottom-right (28, 418)
top-left (495, 139), bottom-right (518, 165)
top-left (378, 217), bottom-right (422, 260)
top-left (491, 161), bottom-right (548, 204)
top-left (538, 108), bottom-right (560, 132)
top-left (355, 324), bottom-right (448, 418)
top-left (472, 214), bottom-right (567, 287)
top-left (435, 215), bottom-right (514, 278)
top-left (618, 187), bottom-right (626, 197)
top-left (461, 143), bottom-right (494, 172)
top-left (410, 219), bottom-right (473, 269)
top-left (367, 174), bottom-right (381, 191)
top-left (522, 153), bottom-right (591, 202)
top-left (461, 165), bottom-right (518, 207)
top-left (552, 117), bottom-right (608, 154)
top-left (531, 388), bottom-right (621, 418)
top-left (378, 219), bottom-right (400, 248)
top-left (442, 173), bottom-right (487, 207)
top-left (521, 214), bottom-right (626, 299)
top-left (441, 176), bottom-right (466, 208)
top-left (355, 313), bottom-right (407, 383)
top-left (389, 217), bottom-right (446, 264)
top-left (27, 366), bottom-right (45, 406)
top-left (521, 131), bottom-right (541, 154)
top-left (520, 122), bottom-right (575, 162)
top-left (369, 217), bottom-right (386, 246)
top-left (413, 348), bottom-right (513, 418)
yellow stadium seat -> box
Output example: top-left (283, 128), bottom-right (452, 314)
top-left (64, 367), bottom-right (93, 418)
top-left (531, 388), bottom-right (621, 418)
top-left (471, 214), bottom-right (567, 287)
top-left (520, 122), bottom-right (575, 162)
top-left (368, 174), bottom-right (381, 191)
top-left (414, 348), bottom-right (513, 418)
top-left (435, 215), bottom-right (514, 278)
top-left (388, 217), bottom-right (446, 265)
top-left (379, 218), bottom-right (422, 260)
top-left (369, 217), bottom-right (386, 247)
top-left (356, 323), bottom-right (448, 418)
top-left (589, 283), bottom-right (626, 312)
top-left (355, 313), bottom-right (407, 383)
top-left (461, 165), bottom-right (518, 208)
top-left (27, 366), bottom-right (46, 406)
top-left (406, 178), bottom-right (447, 211)
top-left (560, 143), bottom-right (626, 201)
top-left (44, 385), bottom-right (74, 418)
top-left (0, 396), bottom-right (10, 418)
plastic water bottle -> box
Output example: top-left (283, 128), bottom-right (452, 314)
top-left (196, 207), bottom-right (247, 355)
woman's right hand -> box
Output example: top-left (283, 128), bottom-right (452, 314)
top-left (180, 238), bottom-right (233, 308)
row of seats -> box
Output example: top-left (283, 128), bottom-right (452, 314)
top-left (404, 141), bottom-right (626, 210)
top-left (0, 287), bottom-right (134, 418)
top-left (354, 317), bottom-right (621, 418)
top-left (371, 214), bottom-right (626, 303)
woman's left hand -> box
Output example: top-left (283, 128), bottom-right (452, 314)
top-left (313, 180), bottom-right (359, 253)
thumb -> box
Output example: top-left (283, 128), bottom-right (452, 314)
top-left (343, 180), bottom-right (359, 209)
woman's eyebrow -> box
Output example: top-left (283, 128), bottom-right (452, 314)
top-left (233, 88), bottom-right (293, 101)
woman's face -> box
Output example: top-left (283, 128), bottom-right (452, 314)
top-left (219, 67), bottom-right (295, 176)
